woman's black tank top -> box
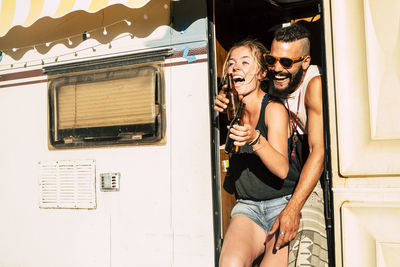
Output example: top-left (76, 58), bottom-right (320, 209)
top-left (228, 93), bottom-right (300, 200)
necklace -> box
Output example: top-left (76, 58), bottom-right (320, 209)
top-left (286, 89), bottom-right (301, 158)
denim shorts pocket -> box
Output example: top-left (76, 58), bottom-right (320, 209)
top-left (282, 194), bottom-right (292, 204)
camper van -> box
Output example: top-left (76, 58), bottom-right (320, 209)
top-left (0, 0), bottom-right (399, 266)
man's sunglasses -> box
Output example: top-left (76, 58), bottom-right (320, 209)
top-left (263, 53), bottom-right (307, 69)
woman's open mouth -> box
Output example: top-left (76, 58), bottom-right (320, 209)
top-left (233, 75), bottom-right (245, 86)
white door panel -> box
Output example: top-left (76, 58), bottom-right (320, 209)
top-left (324, 0), bottom-right (400, 266)
top-left (330, 0), bottom-right (400, 177)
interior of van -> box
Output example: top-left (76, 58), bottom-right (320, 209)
top-left (214, 0), bottom-right (322, 76)
top-left (212, 1), bottom-right (330, 266)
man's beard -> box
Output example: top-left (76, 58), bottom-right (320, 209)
top-left (268, 67), bottom-right (304, 98)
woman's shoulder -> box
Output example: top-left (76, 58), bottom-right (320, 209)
top-left (265, 97), bottom-right (288, 121)
top-left (263, 93), bottom-right (283, 105)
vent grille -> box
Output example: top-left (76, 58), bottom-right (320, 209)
top-left (39, 160), bottom-right (96, 209)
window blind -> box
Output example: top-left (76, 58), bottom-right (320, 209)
top-left (57, 72), bottom-right (156, 130)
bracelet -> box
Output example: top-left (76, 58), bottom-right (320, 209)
top-left (252, 136), bottom-right (264, 152)
top-left (249, 130), bottom-right (261, 146)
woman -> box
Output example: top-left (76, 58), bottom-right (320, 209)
top-left (214, 39), bottom-right (290, 267)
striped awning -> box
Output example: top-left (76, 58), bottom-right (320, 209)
top-left (0, 0), bottom-right (173, 58)
top-left (0, 0), bottom-right (151, 37)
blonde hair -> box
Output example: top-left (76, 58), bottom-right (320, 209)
top-left (222, 39), bottom-right (268, 78)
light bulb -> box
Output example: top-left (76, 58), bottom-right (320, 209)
top-left (125, 19), bottom-right (132, 26)
top-left (68, 39), bottom-right (72, 45)
top-left (103, 28), bottom-right (108, 35)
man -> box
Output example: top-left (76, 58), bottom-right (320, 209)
top-left (265, 23), bottom-right (328, 266)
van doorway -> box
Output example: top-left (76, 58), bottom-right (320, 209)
top-left (211, 0), bottom-right (333, 266)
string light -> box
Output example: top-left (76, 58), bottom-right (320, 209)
top-left (82, 31), bottom-right (91, 41)
top-left (2, 18), bottom-right (139, 69)
top-left (2, 16), bottom-right (135, 56)
top-left (3, 32), bottom-right (134, 69)
top-left (82, 32), bottom-right (90, 41)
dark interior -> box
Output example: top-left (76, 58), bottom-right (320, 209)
top-left (215, 0), bottom-right (322, 68)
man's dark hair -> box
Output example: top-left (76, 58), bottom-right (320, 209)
top-left (274, 22), bottom-right (311, 43)
top-left (274, 22), bottom-right (311, 55)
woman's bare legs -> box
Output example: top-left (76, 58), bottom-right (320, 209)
top-left (219, 215), bottom-right (267, 267)
top-left (260, 232), bottom-right (288, 267)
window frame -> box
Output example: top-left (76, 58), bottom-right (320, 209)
top-left (44, 49), bottom-right (172, 149)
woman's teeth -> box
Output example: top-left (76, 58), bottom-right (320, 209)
top-left (233, 76), bottom-right (245, 82)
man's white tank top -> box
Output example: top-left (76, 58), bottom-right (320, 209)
top-left (285, 65), bottom-right (320, 135)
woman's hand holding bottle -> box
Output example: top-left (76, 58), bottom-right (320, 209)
top-left (227, 124), bottom-right (259, 148)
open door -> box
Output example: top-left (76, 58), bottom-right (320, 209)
top-left (323, 0), bottom-right (400, 266)
top-left (212, 1), bottom-right (331, 266)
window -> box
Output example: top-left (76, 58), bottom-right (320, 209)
top-left (45, 50), bottom-right (171, 148)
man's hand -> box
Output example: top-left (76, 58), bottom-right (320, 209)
top-left (268, 204), bottom-right (301, 250)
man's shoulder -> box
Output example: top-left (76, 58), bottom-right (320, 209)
top-left (305, 65), bottom-right (321, 80)
top-left (305, 74), bottom-right (322, 107)
top-left (305, 65), bottom-right (322, 88)
top-left (301, 65), bottom-right (322, 100)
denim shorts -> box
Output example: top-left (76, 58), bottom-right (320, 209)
top-left (231, 195), bottom-right (292, 233)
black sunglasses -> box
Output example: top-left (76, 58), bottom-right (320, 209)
top-left (263, 53), bottom-right (307, 69)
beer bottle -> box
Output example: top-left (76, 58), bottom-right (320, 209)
top-left (224, 101), bottom-right (246, 154)
top-left (224, 73), bottom-right (239, 121)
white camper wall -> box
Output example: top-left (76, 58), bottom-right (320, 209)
top-left (0, 54), bottom-right (214, 267)
top-left (0, 0), bottom-right (214, 266)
